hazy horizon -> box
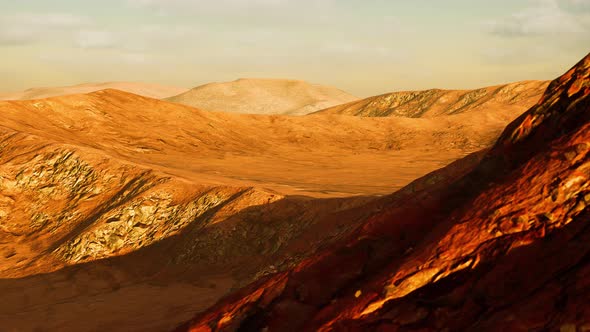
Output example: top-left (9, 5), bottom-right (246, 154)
top-left (1, 0), bottom-right (589, 97)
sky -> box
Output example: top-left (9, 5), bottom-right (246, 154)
top-left (0, 0), bottom-right (589, 97)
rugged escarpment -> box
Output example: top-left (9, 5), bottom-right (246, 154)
top-left (178, 54), bottom-right (589, 331)
top-left (314, 80), bottom-right (548, 118)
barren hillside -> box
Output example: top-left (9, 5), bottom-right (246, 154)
top-left (315, 80), bottom-right (549, 118)
top-left (165, 78), bottom-right (358, 115)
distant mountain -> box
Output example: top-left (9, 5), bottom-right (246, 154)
top-left (165, 78), bottom-right (358, 115)
top-left (0, 81), bottom-right (188, 100)
top-left (314, 80), bottom-right (549, 118)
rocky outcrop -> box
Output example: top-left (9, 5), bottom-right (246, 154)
top-left (314, 80), bottom-right (549, 118)
top-left (177, 54), bottom-right (589, 331)
top-left (0, 130), bottom-right (254, 276)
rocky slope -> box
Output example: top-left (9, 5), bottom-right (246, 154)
top-left (177, 54), bottom-right (590, 331)
top-left (165, 78), bottom-right (358, 115)
top-left (0, 81), bottom-right (188, 100)
top-left (314, 80), bottom-right (549, 118)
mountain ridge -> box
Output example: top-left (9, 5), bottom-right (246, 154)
top-left (313, 80), bottom-right (549, 118)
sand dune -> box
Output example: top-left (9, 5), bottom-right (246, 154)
top-left (314, 80), bottom-right (549, 117)
top-left (165, 78), bottom-right (359, 115)
top-left (0, 81), bottom-right (189, 100)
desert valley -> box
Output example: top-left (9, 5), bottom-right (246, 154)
top-left (0, 49), bottom-right (587, 331)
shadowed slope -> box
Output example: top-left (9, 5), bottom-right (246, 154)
top-left (0, 125), bottom-right (379, 331)
top-left (178, 54), bottom-right (589, 332)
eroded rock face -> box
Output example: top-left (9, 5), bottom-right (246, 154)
top-left (0, 131), bottom-right (247, 276)
top-left (178, 54), bottom-right (589, 332)
top-left (54, 189), bottom-right (231, 263)
top-left (315, 80), bottom-right (549, 118)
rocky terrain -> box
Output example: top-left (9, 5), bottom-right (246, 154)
top-left (177, 53), bottom-right (590, 331)
top-left (0, 81), bottom-right (188, 100)
top-left (165, 78), bottom-right (358, 115)
top-left (0, 129), bottom-right (379, 330)
top-left (0, 52), bottom-right (582, 331)
top-left (0, 70), bottom-right (533, 330)
top-left (314, 80), bottom-right (549, 118)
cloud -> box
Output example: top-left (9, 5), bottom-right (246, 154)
top-left (12, 12), bottom-right (90, 28)
top-left (126, 0), bottom-right (336, 17)
top-left (72, 24), bottom-right (202, 51)
top-left (560, 0), bottom-right (590, 11)
top-left (39, 50), bottom-right (153, 66)
top-left (128, 0), bottom-right (323, 8)
top-left (75, 30), bottom-right (119, 49)
top-left (0, 11), bottom-right (201, 54)
top-left (484, 0), bottom-right (589, 37)
top-left (0, 12), bottom-right (91, 45)
top-left (0, 28), bottom-right (37, 45)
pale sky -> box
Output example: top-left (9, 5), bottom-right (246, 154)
top-left (0, 0), bottom-right (589, 97)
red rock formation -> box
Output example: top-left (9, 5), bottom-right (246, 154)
top-left (177, 53), bottom-right (590, 331)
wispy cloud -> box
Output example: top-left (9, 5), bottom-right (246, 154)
top-left (0, 11), bottom-right (200, 53)
top-left (75, 30), bottom-right (119, 49)
top-left (74, 25), bottom-right (202, 51)
top-left (126, 0), bottom-right (337, 19)
top-left (484, 0), bottom-right (589, 37)
top-left (127, 0), bottom-right (330, 9)
top-left (560, 0), bottom-right (590, 11)
top-left (39, 50), bottom-right (153, 66)
top-left (12, 12), bottom-right (90, 28)
top-left (0, 28), bottom-right (36, 45)
top-left (0, 12), bottom-right (91, 45)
